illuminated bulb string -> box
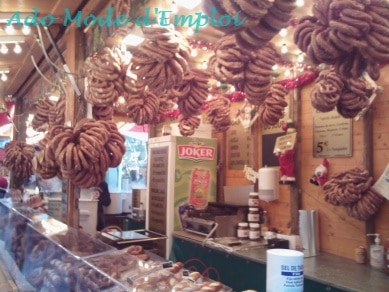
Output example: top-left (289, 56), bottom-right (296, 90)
top-left (1, 73), bottom-right (7, 82)
top-left (296, 0), bottom-right (305, 7)
top-left (0, 44), bottom-right (8, 54)
top-left (22, 25), bottom-right (31, 35)
top-left (281, 44), bottom-right (288, 54)
top-left (297, 53), bottom-right (304, 63)
top-left (14, 43), bottom-right (22, 54)
top-left (279, 28), bottom-right (287, 37)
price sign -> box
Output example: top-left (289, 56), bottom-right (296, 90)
top-left (273, 132), bottom-right (297, 153)
top-left (313, 109), bottom-right (352, 157)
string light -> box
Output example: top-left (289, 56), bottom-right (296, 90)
top-left (284, 68), bottom-right (291, 77)
top-left (1, 73), bottom-right (7, 82)
top-left (296, 0), bottom-right (305, 7)
top-left (22, 25), bottom-right (31, 35)
top-left (190, 49), bottom-right (198, 57)
top-left (297, 53), bottom-right (304, 63)
top-left (5, 25), bottom-right (15, 34)
top-left (171, 1), bottom-right (178, 13)
top-left (117, 95), bottom-right (126, 104)
top-left (201, 60), bottom-right (208, 69)
top-left (14, 43), bottom-right (22, 54)
top-left (279, 28), bottom-right (287, 37)
top-left (186, 27), bottom-right (194, 36)
top-left (0, 44), bottom-right (8, 54)
top-left (281, 44), bottom-right (288, 54)
top-left (272, 64), bottom-right (279, 71)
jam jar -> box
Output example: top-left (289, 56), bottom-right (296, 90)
top-left (249, 223), bottom-right (260, 241)
top-left (237, 222), bottom-right (249, 240)
top-left (248, 192), bottom-right (259, 207)
top-left (248, 207), bottom-right (260, 223)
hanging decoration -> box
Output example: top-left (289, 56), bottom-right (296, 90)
top-left (276, 70), bottom-right (318, 90)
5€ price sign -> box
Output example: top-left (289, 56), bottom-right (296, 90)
top-left (313, 110), bottom-right (352, 157)
top-left (315, 140), bottom-right (329, 154)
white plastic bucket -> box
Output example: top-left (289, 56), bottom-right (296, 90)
top-left (266, 249), bottom-right (304, 292)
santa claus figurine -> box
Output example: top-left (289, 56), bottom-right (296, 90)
top-left (310, 158), bottom-right (329, 186)
top-left (276, 119), bottom-right (297, 183)
top-left (276, 149), bottom-right (296, 183)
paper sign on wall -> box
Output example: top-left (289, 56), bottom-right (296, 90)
top-left (372, 163), bottom-right (389, 200)
top-left (313, 109), bottom-right (352, 157)
top-left (273, 132), bottom-right (297, 153)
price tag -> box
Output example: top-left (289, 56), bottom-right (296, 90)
top-left (273, 132), bottom-right (297, 153)
top-left (313, 109), bottom-right (352, 157)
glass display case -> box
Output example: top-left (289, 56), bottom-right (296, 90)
top-left (0, 199), bottom-right (126, 291)
top-left (0, 199), bottom-right (232, 291)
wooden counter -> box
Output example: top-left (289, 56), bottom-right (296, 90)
top-left (172, 231), bottom-right (389, 292)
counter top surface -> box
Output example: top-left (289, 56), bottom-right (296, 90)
top-left (173, 231), bottom-right (389, 292)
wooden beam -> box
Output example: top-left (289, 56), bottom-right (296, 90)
top-left (290, 86), bottom-right (301, 234)
top-left (63, 25), bottom-right (86, 228)
top-left (363, 109), bottom-right (374, 240)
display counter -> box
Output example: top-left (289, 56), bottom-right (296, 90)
top-left (172, 231), bottom-right (389, 292)
top-left (0, 199), bottom-right (232, 291)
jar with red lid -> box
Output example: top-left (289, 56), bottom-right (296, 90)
top-left (248, 192), bottom-right (259, 207)
top-left (248, 208), bottom-right (260, 223)
top-left (249, 223), bottom-right (260, 241)
top-left (237, 222), bottom-right (249, 240)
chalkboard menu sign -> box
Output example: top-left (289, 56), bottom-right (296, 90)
top-left (227, 124), bottom-right (253, 170)
top-left (148, 146), bottom-right (169, 234)
top-left (313, 109), bottom-right (352, 157)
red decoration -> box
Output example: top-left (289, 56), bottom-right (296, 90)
top-left (229, 91), bottom-right (246, 102)
top-left (156, 71), bottom-right (320, 121)
top-left (187, 39), bottom-right (215, 51)
top-left (277, 70), bottom-right (318, 90)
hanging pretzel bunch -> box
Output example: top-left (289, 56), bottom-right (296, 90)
top-left (3, 141), bottom-right (35, 179)
top-left (202, 0), bottom-right (297, 50)
top-left (129, 25), bottom-right (191, 92)
top-left (294, 0), bottom-right (389, 80)
top-left (323, 167), bottom-right (385, 221)
top-left (206, 96), bottom-right (232, 132)
top-left (310, 67), bottom-right (374, 118)
top-left (34, 118), bottom-right (125, 188)
top-left (257, 83), bottom-right (289, 125)
top-left (84, 47), bottom-right (129, 106)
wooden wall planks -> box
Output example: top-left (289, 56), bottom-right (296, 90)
top-left (222, 64), bottom-right (389, 260)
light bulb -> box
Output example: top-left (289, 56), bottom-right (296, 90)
top-left (190, 49), bottom-right (198, 57)
top-left (279, 28), bottom-right (287, 37)
top-left (297, 53), bottom-right (304, 63)
top-left (14, 43), bottom-right (22, 54)
top-left (186, 27), bottom-right (194, 36)
top-left (1, 73), bottom-right (7, 82)
top-left (296, 0), bottom-right (305, 7)
top-left (281, 44), bottom-right (288, 54)
top-left (0, 44), bottom-right (8, 54)
top-left (5, 25), bottom-right (15, 34)
top-left (272, 64), bottom-right (279, 71)
top-left (22, 25), bottom-right (31, 35)
top-left (171, 1), bottom-right (178, 13)
top-left (284, 68), bottom-right (291, 77)
top-left (201, 61), bottom-right (208, 69)
top-left (117, 95), bottom-right (126, 104)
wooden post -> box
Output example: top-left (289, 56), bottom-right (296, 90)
top-left (62, 25), bottom-right (86, 228)
top-left (290, 84), bottom-right (301, 235)
top-left (363, 109), bottom-right (374, 239)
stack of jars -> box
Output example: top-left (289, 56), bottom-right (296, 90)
top-left (237, 192), bottom-right (261, 241)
